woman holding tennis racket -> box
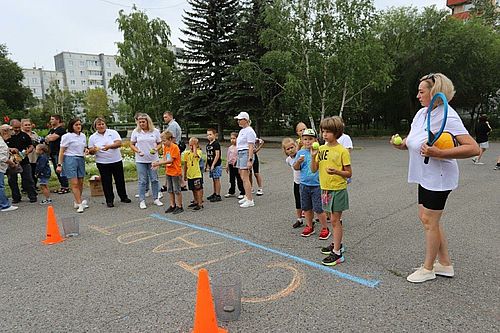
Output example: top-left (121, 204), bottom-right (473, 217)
top-left (391, 73), bottom-right (480, 283)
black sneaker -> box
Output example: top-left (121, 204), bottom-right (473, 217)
top-left (321, 243), bottom-right (345, 255)
top-left (165, 206), bottom-right (176, 213)
top-left (322, 252), bottom-right (345, 266)
top-left (121, 198), bottom-right (132, 203)
top-left (12, 199), bottom-right (21, 204)
top-left (206, 193), bottom-right (215, 200)
top-left (172, 206), bottom-right (184, 214)
top-left (210, 195), bottom-right (222, 202)
top-left (192, 205), bottom-right (203, 211)
top-left (188, 202), bottom-right (198, 208)
top-left (29, 198), bottom-right (37, 203)
top-left (160, 186), bottom-right (168, 192)
top-left (292, 219), bottom-right (303, 228)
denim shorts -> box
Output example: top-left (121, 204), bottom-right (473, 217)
top-left (236, 149), bottom-right (253, 170)
top-left (209, 165), bottom-right (223, 179)
top-left (300, 184), bottom-right (323, 213)
top-left (166, 175), bottom-right (182, 193)
top-left (63, 156), bottom-right (85, 179)
top-left (38, 177), bottom-right (50, 185)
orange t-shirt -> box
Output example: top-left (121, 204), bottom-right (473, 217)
top-left (163, 143), bottom-right (182, 176)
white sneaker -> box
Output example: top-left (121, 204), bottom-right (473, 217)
top-left (139, 200), bottom-right (147, 209)
top-left (251, 188), bottom-right (255, 194)
top-left (434, 262), bottom-right (454, 277)
top-left (238, 196), bottom-right (248, 204)
top-left (256, 189), bottom-right (263, 196)
top-left (240, 199), bottom-right (255, 208)
top-left (153, 199), bottom-right (163, 206)
top-left (407, 266), bottom-right (436, 283)
top-left (74, 200), bottom-right (88, 209)
top-left (158, 192), bottom-right (163, 199)
top-left (135, 191), bottom-right (151, 198)
top-left (77, 204), bottom-right (84, 213)
top-left (1, 205), bottom-right (18, 212)
top-left (237, 194), bottom-right (244, 199)
top-left (224, 193), bottom-right (235, 198)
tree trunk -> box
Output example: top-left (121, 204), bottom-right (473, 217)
top-left (339, 81), bottom-right (347, 119)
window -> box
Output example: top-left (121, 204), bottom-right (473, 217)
top-left (80, 70), bottom-right (85, 76)
top-left (81, 80), bottom-right (86, 86)
top-left (68, 60), bottom-right (73, 66)
top-left (107, 72), bottom-right (112, 77)
top-left (464, 4), bottom-right (474, 11)
top-left (80, 61), bottom-right (85, 66)
top-left (56, 80), bottom-right (60, 84)
top-left (107, 62), bottom-right (111, 67)
top-left (69, 70), bottom-right (74, 76)
top-left (32, 78), bottom-right (38, 83)
top-left (70, 79), bottom-right (76, 85)
top-left (32, 88), bottom-right (37, 93)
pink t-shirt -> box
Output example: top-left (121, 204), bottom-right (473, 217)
top-left (227, 145), bottom-right (237, 166)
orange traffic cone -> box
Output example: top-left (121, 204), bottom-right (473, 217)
top-left (42, 205), bottom-right (64, 245)
top-left (192, 269), bottom-right (228, 333)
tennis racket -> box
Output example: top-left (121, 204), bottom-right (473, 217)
top-left (424, 92), bottom-right (448, 164)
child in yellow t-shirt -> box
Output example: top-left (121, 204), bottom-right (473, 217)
top-left (183, 137), bottom-right (204, 210)
top-left (311, 116), bottom-right (352, 266)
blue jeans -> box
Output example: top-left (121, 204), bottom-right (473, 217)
top-left (136, 162), bottom-right (159, 201)
top-left (0, 172), bottom-right (12, 210)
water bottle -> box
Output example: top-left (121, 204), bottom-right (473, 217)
top-left (18, 150), bottom-right (26, 159)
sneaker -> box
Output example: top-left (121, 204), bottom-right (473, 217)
top-left (77, 204), bottom-right (85, 213)
top-left (172, 206), bottom-right (184, 214)
top-left (301, 226), bottom-right (315, 237)
top-left (472, 157), bottom-right (477, 163)
top-left (406, 266), bottom-right (436, 283)
top-left (224, 193), bottom-right (235, 198)
top-left (207, 193), bottom-right (215, 200)
top-left (1, 206), bottom-right (18, 212)
top-left (237, 194), bottom-right (244, 199)
top-left (240, 200), bottom-right (255, 208)
top-left (321, 243), bottom-right (345, 255)
top-left (139, 200), bottom-right (147, 209)
top-left (434, 262), bottom-right (454, 277)
top-left (188, 202), bottom-right (198, 208)
top-left (495, 165), bottom-right (500, 170)
top-left (292, 219), bottom-right (303, 228)
top-left (256, 189), bottom-right (263, 196)
top-left (192, 205), bottom-right (203, 211)
top-left (475, 162), bottom-right (484, 165)
top-left (210, 195), bottom-right (222, 202)
top-left (165, 206), bottom-right (176, 213)
top-left (153, 199), bottom-right (163, 206)
top-left (181, 186), bottom-right (188, 191)
top-left (238, 196), bottom-right (248, 204)
top-left (322, 252), bottom-right (345, 266)
top-left (39, 199), bottom-right (53, 205)
top-left (121, 198), bottom-right (132, 203)
top-left (160, 185), bottom-right (168, 192)
top-left (318, 228), bottom-right (331, 240)
top-left (74, 200), bottom-right (89, 209)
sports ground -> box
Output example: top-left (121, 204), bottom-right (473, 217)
top-left (1, 139), bottom-right (498, 332)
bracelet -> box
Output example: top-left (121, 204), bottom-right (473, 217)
top-left (57, 163), bottom-right (62, 167)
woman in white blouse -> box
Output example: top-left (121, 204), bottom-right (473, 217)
top-left (391, 73), bottom-right (479, 283)
top-left (56, 118), bottom-right (88, 213)
top-left (88, 117), bottom-right (131, 208)
top-left (130, 113), bottom-right (163, 209)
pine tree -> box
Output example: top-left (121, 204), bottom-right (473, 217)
top-left (180, 0), bottom-right (240, 137)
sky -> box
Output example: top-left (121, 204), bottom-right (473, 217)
top-left (1, 0), bottom-right (447, 70)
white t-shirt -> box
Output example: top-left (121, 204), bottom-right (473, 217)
top-left (338, 134), bottom-right (353, 149)
top-left (406, 105), bottom-right (468, 191)
top-left (60, 132), bottom-right (87, 157)
top-left (236, 126), bottom-right (256, 151)
top-left (88, 129), bottom-right (123, 164)
top-left (285, 156), bottom-right (301, 184)
top-left (130, 128), bottom-right (161, 163)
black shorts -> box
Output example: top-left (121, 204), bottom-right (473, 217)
top-left (418, 185), bottom-right (451, 211)
top-left (188, 178), bottom-right (203, 191)
top-left (252, 154), bottom-right (260, 174)
top-left (294, 182), bottom-right (301, 210)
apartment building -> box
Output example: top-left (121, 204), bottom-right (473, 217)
top-left (21, 68), bottom-right (65, 100)
top-left (447, 0), bottom-right (500, 20)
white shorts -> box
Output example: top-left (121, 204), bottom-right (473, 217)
top-left (479, 142), bottom-right (489, 149)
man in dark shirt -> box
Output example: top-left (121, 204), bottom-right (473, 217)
top-left (6, 119), bottom-right (37, 203)
top-left (45, 115), bottom-right (69, 193)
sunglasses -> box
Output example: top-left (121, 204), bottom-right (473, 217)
top-left (421, 73), bottom-right (435, 83)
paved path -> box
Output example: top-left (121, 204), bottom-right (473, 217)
top-left (1, 139), bottom-right (498, 332)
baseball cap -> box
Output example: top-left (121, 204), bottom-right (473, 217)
top-left (234, 112), bottom-right (250, 120)
top-left (302, 128), bottom-right (316, 137)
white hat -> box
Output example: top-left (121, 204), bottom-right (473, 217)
top-left (234, 112), bottom-right (250, 120)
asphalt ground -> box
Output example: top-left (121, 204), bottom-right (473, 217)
top-left (0, 139), bottom-right (498, 332)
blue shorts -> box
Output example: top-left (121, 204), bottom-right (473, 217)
top-left (236, 149), bottom-right (253, 170)
top-left (38, 177), bottom-right (50, 185)
top-left (63, 156), bottom-right (85, 179)
top-left (209, 165), bottom-right (223, 179)
top-left (300, 184), bottom-right (323, 213)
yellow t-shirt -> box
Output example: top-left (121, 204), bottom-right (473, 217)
top-left (184, 149), bottom-right (202, 179)
top-left (315, 143), bottom-right (351, 190)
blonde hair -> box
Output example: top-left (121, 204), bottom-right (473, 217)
top-left (281, 137), bottom-right (296, 154)
top-left (320, 116), bottom-right (344, 139)
top-left (161, 130), bottom-right (174, 141)
top-left (230, 132), bottom-right (238, 138)
top-left (36, 143), bottom-right (49, 154)
top-left (20, 118), bottom-right (32, 125)
top-left (93, 117), bottom-right (107, 131)
top-left (135, 113), bottom-right (155, 132)
top-left (420, 73), bottom-right (455, 103)
top-left (189, 137), bottom-right (199, 147)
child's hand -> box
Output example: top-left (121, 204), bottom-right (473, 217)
top-left (326, 167), bottom-right (337, 175)
top-left (151, 161), bottom-right (159, 168)
top-left (138, 151), bottom-right (144, 157)
top-left (297, 155), bottom-right (305, 163)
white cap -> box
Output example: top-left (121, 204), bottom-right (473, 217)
top-left (234, 112), bottom-right (250, 120)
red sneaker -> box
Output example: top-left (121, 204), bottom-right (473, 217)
top-left (318, 228), bottom-right (331, 240)
top-left (301, 226), bottom-right (315, 237)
